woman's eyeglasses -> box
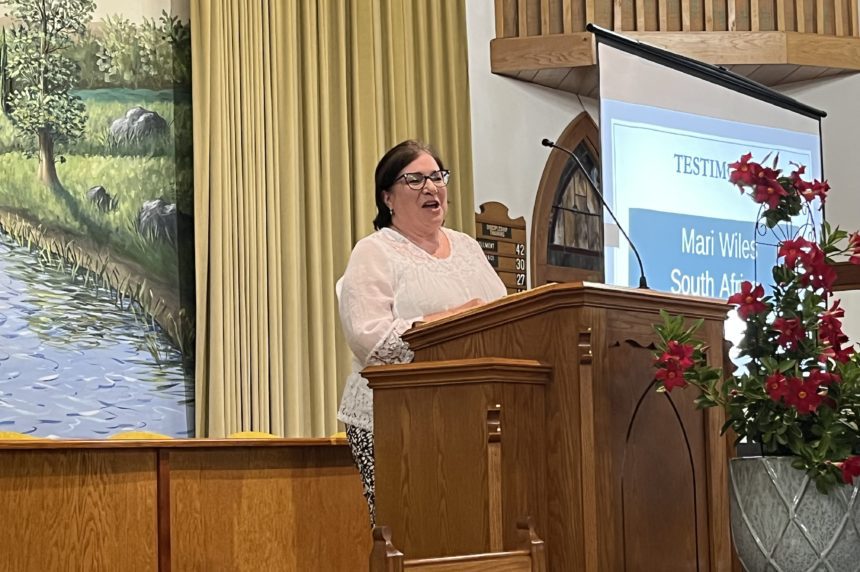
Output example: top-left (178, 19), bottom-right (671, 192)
top-left (394, 170), bottom-right (450, 191)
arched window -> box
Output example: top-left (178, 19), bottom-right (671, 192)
top-left (532, 113), bottom-right (603, 285)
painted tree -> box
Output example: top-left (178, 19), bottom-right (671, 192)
top-left (2, 0), bottom-right (94, 189)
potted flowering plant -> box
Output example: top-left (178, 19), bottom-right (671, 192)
top-left (653, 153), bottom-right (860, 569)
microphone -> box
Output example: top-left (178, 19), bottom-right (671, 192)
top-left (541, 138), bottom-right (649, 289)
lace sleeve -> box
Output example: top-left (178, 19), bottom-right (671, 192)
top-left (338, 237), bottom-right (421, 366)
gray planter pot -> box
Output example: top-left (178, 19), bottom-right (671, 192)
top-left (729, 456), bottom-right (860, 571)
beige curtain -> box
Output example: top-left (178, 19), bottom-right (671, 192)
top-left (191, 1), bottom-right (475, 437)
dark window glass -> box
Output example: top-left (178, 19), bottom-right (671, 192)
top-left (547, 142), bottom-right (603, 273)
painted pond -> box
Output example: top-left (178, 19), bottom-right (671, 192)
top-left (0, 231), bottom-right (193, 438)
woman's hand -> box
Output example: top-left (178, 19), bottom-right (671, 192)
top-left (423, 298), bottom-right (486, 323)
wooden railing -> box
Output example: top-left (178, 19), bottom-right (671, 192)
top-left (494, 0), bottom-right (860, 36)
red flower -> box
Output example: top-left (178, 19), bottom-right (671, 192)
top-left (727, 282), bottom-right (768, 319)
top-left (849, 232), bottom-right (860, 265)
top-left (820, 301), bottom-right (847, 347)
top-left (818, 342), bottom-right (855, 364)
top-left (729, 153), bottom-right (759, 188)
top-left (806, 180), bottom-right (830, 204)
top-left (783, 377), bottom-right (823, 415)
top-left (807, 369), bottom-right (840, 387)
top-left (795, 246), bottom-right (836, 292)
top-left (765, 372), bottom-right (789, 402)
top-left (778, 237), bottom-right (815, 268)
top-left (839, 456), bottom-right (860, 484)
top-left (772, 317), bottom-right (805, 349)
top-left (752, 179), bottom-right (788, 210)
top-left (655, 360), bottom-right (688, 391)
top-left (661, 341), bottom-right (695, 369)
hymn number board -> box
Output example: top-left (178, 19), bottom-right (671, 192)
top-left (475, 201), bottom-right (527, 294)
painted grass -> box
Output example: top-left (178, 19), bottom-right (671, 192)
top-left (0, 90), bottom-right (192, 164)
top-left (0, 151), bottom-right (182, 283)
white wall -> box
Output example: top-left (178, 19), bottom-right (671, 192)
top-left (466, 2), bottom-right (596, 273)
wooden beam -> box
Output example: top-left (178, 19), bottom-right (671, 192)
top-left (729, 0), bottom-right (738, 30)
top-left (637, 0), bottom-right (647, 29)
top-left (490, 31), bottom-right (860, 79)
top-left (751, 0), bottom-right (760, 30)
top-left (614, 0), bottom-right (624, 30)
top-left (490, 33), bottom-right (595, 73)
top-left (705, 0), bottom-right (715, 30)
top-left (785, 32), bottom-right (860, 68)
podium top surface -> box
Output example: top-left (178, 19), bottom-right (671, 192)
top-left (404, 281), bottom-right (728, 350)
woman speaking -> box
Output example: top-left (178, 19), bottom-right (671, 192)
top-left (337, 140), bottom-right (507, 525)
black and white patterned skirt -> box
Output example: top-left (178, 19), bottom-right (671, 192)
top-left (346, 424), bottom-right (375, 527)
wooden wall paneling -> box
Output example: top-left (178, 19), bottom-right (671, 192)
top-left (705, 0), bottom-right (716, 30)
top-left (751, 0), bottom-right (761, 29)
top-left (594, 0), bottom-right (617, 26)
top-left (614, 0), bottom-right (625, 31)
top-left (834, 0), bottom-right (845, 34)
top-left (528, 0), bottom-right (543, 35)
top-left (520, 0), bottom-right (530, 35)
top-left (796, 0), bottom-right (807, 30)
top-left (637, 0), bottom-right (648, 29)
top-left (562, 0), bottom-right (574, 31)
top-left (682, 0), bottom-right (693, 29)
top-left (621, 0), bottom-right (638, 31)
top-left (496, 0), bottom-right (506, 36)
top-left (571, 0), bottom-right (586, 30)
top-left (728, 0), bottom-right (738, 29)
top-left (542, 0), bottom-right (552, 32)
top-left (586, 0), bottom-right (597, 30)
top-left (668, 0), bottom-right (683, 31)
top-left (158, 449), bottom-right (172, 572)
top-left (549, 0), bottom-right (565, 33)
top-left (817, 0), bottom-right (825, 32)
top-left (646, 0), bottom-right (660, 30)
top-left (0, 449), bottom-right (157, 572)
top-left (169, 446), bottom-right (369, 572)
top-left (776, 0), bottom-right (787, 30)
top-left (852, 0), bottom-right (859, 35)
top-left (503, 0), bottom-right (520, 37)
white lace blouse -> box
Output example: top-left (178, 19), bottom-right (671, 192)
top-left (337, 227), bottom-right (507, 431)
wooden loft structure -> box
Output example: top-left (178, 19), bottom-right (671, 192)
top-left (491, 0), bottom-right (860, 95)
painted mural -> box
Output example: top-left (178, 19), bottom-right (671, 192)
top-left (0, 0), bottom-right (194, 437)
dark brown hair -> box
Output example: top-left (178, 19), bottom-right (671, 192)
top-left (373, 140), bottom-right (446, 230)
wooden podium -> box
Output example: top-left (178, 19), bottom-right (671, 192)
top-left (365, 282), bottom-right (734, 572)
